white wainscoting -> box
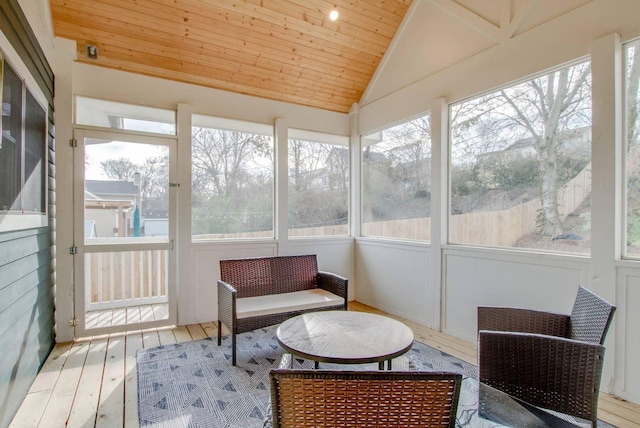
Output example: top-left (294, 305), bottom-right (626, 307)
top-left (354, 238), bottom-right (434, 328)
top-left (615, 265), bottom-right (640, 403)
top-left (442, 247), bottom-right (590, 343)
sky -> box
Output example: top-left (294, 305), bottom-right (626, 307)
top-left (84, 140), bottom-right (168, 181)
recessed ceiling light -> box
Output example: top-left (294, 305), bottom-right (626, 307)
top-left (329, 10), bottom-right (339, 21)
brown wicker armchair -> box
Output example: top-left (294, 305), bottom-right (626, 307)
top-left (266, 354), bottom-right (462, 428)
top-left (477, 286), bottom-right (616, 426)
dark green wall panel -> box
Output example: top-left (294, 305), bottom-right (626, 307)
top-left (0, 228), bottom-right (54, 428)
top-left (0, 0), bottom-right (55, 427)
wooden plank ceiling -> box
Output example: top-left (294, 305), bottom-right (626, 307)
top-left (49, 0), bottom-right (412, 113)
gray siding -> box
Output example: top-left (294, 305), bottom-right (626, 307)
top-left (0, 1), bottom-right (55, 427)
top-left (0, 229), bottom-right (54, 427)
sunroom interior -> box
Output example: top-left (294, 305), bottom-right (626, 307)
top-left (3, 0), bottom-right (640, 426)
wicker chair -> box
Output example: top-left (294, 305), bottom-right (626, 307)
top-left (477, 286), bottom-right (616, 426)
top-left (266, 354), bottom-right (462, 428)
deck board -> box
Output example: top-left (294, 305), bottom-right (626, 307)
top-left (37, 341), bottom-right (91, 427)
top-left (10, 302), bottom-right (640, 428)
top-left (157, 327), bottom-right (177, 345)
top-left (86, 304), bottom-right (168, 330)
top-left (141, 329), bottom-right (160, 349)
top-left (124, 331), bottom-right (143, 428)
top-left (186, 323), bottom-right (208, 340)
top-left (95, 333), bottom-right (126, 427)
top-left (66, 337), bottom-right (108, 427)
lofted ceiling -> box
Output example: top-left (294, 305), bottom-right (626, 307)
top-left (49, 0), bottom-right (412, 113)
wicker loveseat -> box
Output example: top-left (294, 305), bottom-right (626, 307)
top-left (217, 254), bottom-right (348, 365)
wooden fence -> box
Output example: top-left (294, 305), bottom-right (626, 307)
top-left (364, 164), bottom-right (591, 245)
top-left (86, 249), bottom-right (168, 309)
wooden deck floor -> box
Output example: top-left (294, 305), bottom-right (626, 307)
top-left (10, 301), bottom-right (640, 428)
top-left (85, 303), bottom-right (168, 329)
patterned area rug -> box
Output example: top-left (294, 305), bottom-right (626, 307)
top-left (137, 324), bottom-right (612, 428)
top-left (136, 324), bottom-right (477, 427)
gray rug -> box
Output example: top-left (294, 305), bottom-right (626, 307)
top-left (137, 325), bottom-right (612, 428)
top-left (136, 324), bottom-right (477, 427)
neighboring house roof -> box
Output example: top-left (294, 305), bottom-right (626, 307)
top-left (84, 190), bottom-right (100, 200)
top-left (86, 180), bottom-right (139, 196)
top-left (480, 126), bottom-right (591, 158)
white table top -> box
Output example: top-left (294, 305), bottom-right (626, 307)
top-left (276, 311), bottom-right (414, 365)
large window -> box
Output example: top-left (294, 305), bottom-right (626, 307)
top-left (0, 56), bottom-right (47, 221)
top-left (191, 115), bottom-right (274, 240)
top-left (361, 115), bottom-right (432, 241)
top-left (625, 40), bottom-right (640, 258)
top-left (288, 129), bottom-right (349, 237)
top-left (449, 60), bottom-right (592, 253)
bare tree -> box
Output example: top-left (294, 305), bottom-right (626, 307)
top-left (501, 62), bottom-right (591, 236)
top-left (191, 126), bottom-right (273, 234)
top-left (191, 127), bottom-right (272, 196)
top-left (100, 158), bottom-right (135, 181)
top-left (386, 116), bottom-right (432, 195)
top-left (100, 155), bottom-right (168, 209)
top-left (288, 140), bottom-right (348, 228)
top-left (362, 115), bottom-right (432, 221)
top-left (288, 139), bottom-right (331, 191)
top-left (628, 45), bottom-right (640, 147)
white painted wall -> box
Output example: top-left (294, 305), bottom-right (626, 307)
top-left (355, 239), bottom-right (433, 327)
top-left (72, 63), bottom-right (350, 137)
top-left (442, 248), bottom-right (591, 342)
top-left (616, 266), bottom-right (640, 400)
top-left (361, 0), bottom-right (640, 134)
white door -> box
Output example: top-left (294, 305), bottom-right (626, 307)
top-left (73, 128), bottom-right (177, 336)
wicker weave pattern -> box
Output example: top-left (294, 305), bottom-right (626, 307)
top-left (570, 286), bottom-right (616, 344)
top-left (477, 286), bottom-right (615, 426)
top-left (318, 271), bottom-right (348, 299)
top-left (220, 255), bottom-right (318, 298)
top-left (217, 255), bottom-right (348, 366)
top-left (478, 331), bottom-right (605, 421)
top-left (477, 307), bottom-right (569, 337)
top-left (269, 370), bottom-right (462, 428)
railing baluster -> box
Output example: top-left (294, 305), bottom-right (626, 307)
top-left (138, 250), bottom-right (143, 298)
top-left (130, 250), bottom-right (135, 299)
top-left (120, 251), bottom-right (126, 302)
top-left (147, 250), bottom-right (152, 298)
top-left (97, 253), bottom-right (103, 304)
top-left (109, 252), bottom-right (115, 303)
top-left (156, 251), bottom-right (161, 297)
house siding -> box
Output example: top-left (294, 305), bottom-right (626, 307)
top-left (0, 1), bottom-right (55, 427)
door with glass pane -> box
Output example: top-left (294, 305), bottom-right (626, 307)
top-left (73, 128), bottom-right (177, 336)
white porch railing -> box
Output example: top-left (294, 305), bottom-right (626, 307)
top-left (85, 249), bottom-right (168, 310)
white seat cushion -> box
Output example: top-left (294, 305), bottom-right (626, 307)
top-left (236, 288), bottom-right (344, 319)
